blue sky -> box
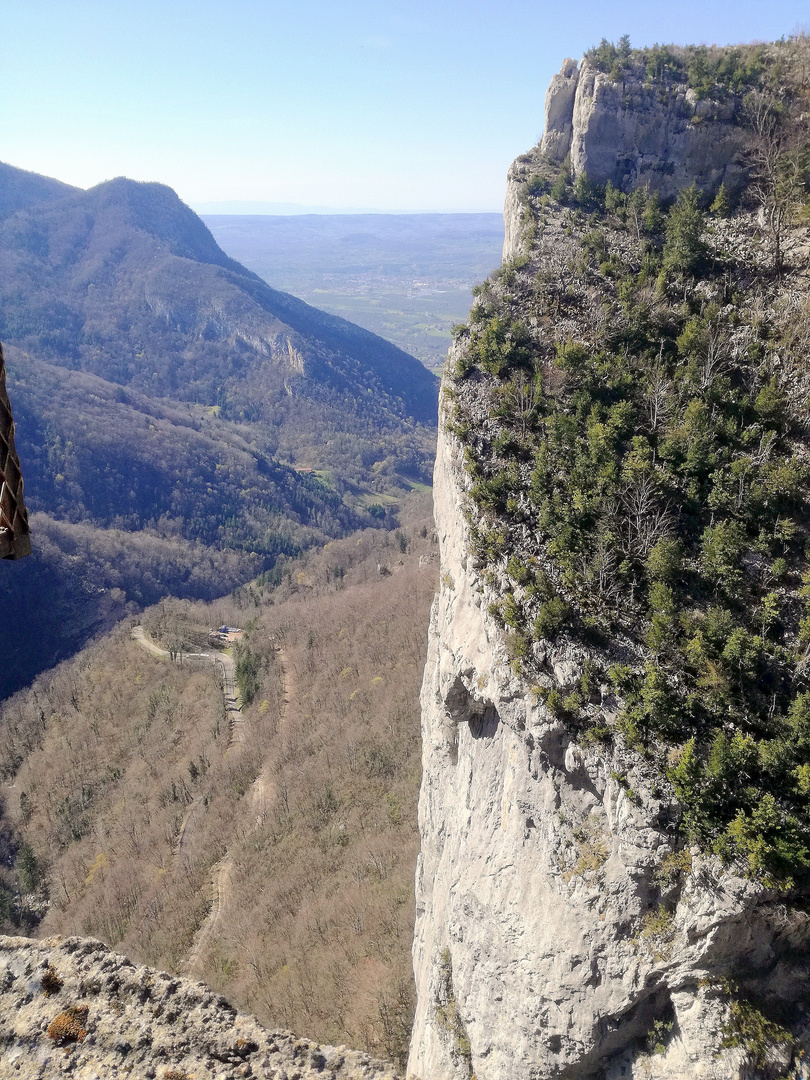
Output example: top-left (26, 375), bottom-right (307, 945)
top-left (3, 0), bottom-right (808, 212)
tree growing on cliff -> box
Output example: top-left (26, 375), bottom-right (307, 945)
top-left (744, 89), bottom-right (808, 273)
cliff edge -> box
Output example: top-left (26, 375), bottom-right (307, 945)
top-left (505, 50), bottom-right (747, 260)
top-left (411, 35), bottom-right (810, 1080)
top-left (408, 420), bottom-right (808, 1080)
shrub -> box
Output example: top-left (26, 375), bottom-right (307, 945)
top-left (504, 558), bottom-right (529, 589)
top-left (15, 843), bottom-right (40, 893)
top-left (652, 848), bottom-right (692, 888)
top-left (573, 172), bottom-right (598, 208)
top-left (46, 1005), bottom-right (88, 1045)
top-left (637, 905), bottom-right (676, 961)
top-left (565, 814), bottom-right (609, 880)
top-left (662, 185), bottom-right (706, 275)
top-left (719, 989), bottom-right (792, 1070)
top-left (647, 1016), bottom-right (675, 1055)
top-left (534, 597), bottom-right (571, 640)
top-left (710, 183), bottom-right (732, 216)
top-left (701, 519), bottom-right (747, 592)
top-left (469, 316), bottom-right (534, 377)
top-left (646, 537), bottom-right (682, 582)
top-left (550, 160), bottom-right (572, 203)
top-left (41, 964), bottom-right (63, 997)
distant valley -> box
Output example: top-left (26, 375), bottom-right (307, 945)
top-left (0, 161), bottom-right (439, 696)
top-left (203, 213), bottom-right (504, 370)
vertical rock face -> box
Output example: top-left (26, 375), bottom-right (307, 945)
top-left (503, 54), bottom-right (749, 262)
top-left (407, 420), bottom-right (810, 1080)
top-left (542, 58), bottom-right (581, 161)
top-left (539, 58), bottom-right (747, 201)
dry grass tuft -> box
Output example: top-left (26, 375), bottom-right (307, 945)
top-left (46, 1004), bottom-right (88, 1045)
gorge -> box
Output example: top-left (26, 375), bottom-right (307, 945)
top-left (4, 33), bottom-right (810, 1080)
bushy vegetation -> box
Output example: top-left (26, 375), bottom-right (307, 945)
top-left (46, 1005), bottom-right (88, 1045)
top-left (449, 37), bottom-right (810, 886)
top-left (584, 36), bottom-right (767, 97)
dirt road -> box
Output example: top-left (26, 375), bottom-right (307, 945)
top-left (131, 626), bottom-right (242, 741)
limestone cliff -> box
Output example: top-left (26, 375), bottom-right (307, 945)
top-left (408, 419), bottom-right (809, 1080)
top-left (504, 54), bottom-right (746, 261)
top-left (544, 58), bottom-right (746, 198)
top-left (411, 38), bottom-right (810, 1080)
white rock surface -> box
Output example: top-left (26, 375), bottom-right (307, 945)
top-left (504, 55), bottom-right (748, 263)
top-left (542, 58), bottom-right (747, 201)
top-left (0, 934), bottom-right (400, 1080)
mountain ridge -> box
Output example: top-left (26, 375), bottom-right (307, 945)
top-left (0, 160), bottom-right (437, 697)
top-left (0, 161), bottom-right (438, 425)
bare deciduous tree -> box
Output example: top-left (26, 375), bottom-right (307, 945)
top-left (646, 348), bottom-right (672, 436)
top-left (504, 372), bottom-right (540, 437)
top-left (620, 474), bottom-right (675, 560)
top-left (744, 89), bottom-right (807, 274)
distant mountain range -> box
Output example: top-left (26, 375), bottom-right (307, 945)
top-left (0, 161), bottom-right (438, 696)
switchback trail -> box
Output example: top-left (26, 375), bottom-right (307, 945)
top-left (132, 627), bottom-right (291, 975)
top-left (185, 859), bottom-right (232, 975)
top-left (131, 626), bottom-right (243, 974)
top-left (131, 626), bottom-right (242, 744)
top-left (187, 645), bottom-right (292, 973)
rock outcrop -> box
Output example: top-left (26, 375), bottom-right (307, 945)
top-left (503, 56), bottom-right (747, 261)
top-left (543, 57), bottom-right (747, 201)
top-left (0, 935), bottom-right (400, 1080)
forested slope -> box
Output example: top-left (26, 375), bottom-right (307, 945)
top-left (449, 35), bottom-right (810, 889)
top-left (0, 164), bottom-right (438, 431)
top-left (0, 504), bottom-right (436, 1066)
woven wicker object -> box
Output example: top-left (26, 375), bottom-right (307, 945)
top-left (0, 343), bottom-right (30, 559)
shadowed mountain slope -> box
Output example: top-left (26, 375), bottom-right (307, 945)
top-left (0, 344), bottom-right (370, 697)
top-left (0, 164), bottom-right (438, 428)
top-left (0, 162), bottom-right (77, 221)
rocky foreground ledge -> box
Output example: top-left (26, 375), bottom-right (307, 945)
top-left (0, 935), bottom-right (401, 1080)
